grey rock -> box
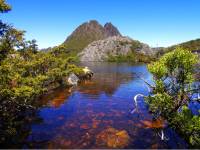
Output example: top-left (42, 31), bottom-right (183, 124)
top-left (67, 73), bottom-right (79, 85)
top-left (79, 36), bottom-right (154, 62)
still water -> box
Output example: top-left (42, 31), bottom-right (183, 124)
top-left (24, 62), bottom-right (188, 148)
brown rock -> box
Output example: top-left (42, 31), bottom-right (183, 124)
top-left (141, 117), bottom-right (166, 129)
top-left (96, 127), bottom-right (130, 148)
top-left (48, 137), bottom-right (72, 148)
top-left (151, 143), bottom-right (159, 149)
top-left (80, 124), bottom-right (90, 129)
top-left (92, 119), bottom-right (101, 129)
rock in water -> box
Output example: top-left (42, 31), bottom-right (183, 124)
top-left (83, 67), bottom-right (90, 74)
top-left (83, 67), bottom-right (94, 78)
top-left (96, 127), bottom-right (130, 148)
top-left (67, 73), bottom-right (79, 85)
top-left (140, 117), bottom-right (166, 129)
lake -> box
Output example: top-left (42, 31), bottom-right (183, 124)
top-left (23, 62), bottom-right (188, 148)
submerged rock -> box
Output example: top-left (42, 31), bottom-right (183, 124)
top-left (48, 136), bottom-right (72, 148)
top-left (92, 119), bottom-right (101, 129)
top-left (96, 127), bottom-right (130, 148)
top-left (141, 117), bottom-right (166, 129)
top-left (80, 124), bottom-right (90, 130)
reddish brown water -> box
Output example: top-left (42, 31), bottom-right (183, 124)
top-left (24, 62), bottom-right (188, 148)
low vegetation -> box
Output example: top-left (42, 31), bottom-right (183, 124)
top-left (0, 1), bottom-right (83, 146)
top-left (146, 47), bottom-right (200, 148)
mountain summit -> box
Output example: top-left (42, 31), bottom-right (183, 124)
top-left (63, 20), bottom-right (121, 52)
top-left (104, 22), bottom-right (121, 37)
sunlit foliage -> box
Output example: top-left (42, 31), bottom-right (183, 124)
top-left (0, 0), bottom-right (11, 13)
top-left (146, 47), bottom-right (200, 147)
top-left (0, 1), bottom-right (82, 145)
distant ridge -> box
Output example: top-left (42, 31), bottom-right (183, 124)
top-left (167, 38), bottom-right (200, 52)
top-left (155, 38), bottom-right (200, 56)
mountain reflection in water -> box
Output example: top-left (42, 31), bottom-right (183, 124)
top-left (24, 62), bottom-right (188, 149)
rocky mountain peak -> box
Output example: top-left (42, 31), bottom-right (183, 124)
top-left (63, 20), bottom-right (122, 52)
top-left (67, 20), bottom-right (105, 39)
top-left (104, 22), bottom-right (121, 37)
top-left (88, 20), bottom-right (101, 26)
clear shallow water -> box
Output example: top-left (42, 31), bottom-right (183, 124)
top-left (24, 62), bottom-right (188, 148)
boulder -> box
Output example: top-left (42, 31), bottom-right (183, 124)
top-left (67, 73), bottom-right (79, 85)
top-left (78, 67), bottom-right (94, 80)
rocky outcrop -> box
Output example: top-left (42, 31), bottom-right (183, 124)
top-left (79, 36), bottom-right (132, 61)
top-left (135, 43), bottom-right (155, 56)
top-left (79, 36), bottom-right (153, 61)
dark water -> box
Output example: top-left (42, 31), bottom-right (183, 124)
top-left (24, 62), bottom-right (188, 149)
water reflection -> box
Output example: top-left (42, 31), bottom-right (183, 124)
top-left (24, 62), bottom-right (188, 148)
top-left (77, 72), bottom-right (134, 97)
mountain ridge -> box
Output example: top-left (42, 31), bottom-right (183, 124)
top-left (63, 20), bottom-right (122, 53)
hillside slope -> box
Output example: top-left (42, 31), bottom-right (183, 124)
top-left (156, 38), bottom-right (200, 56)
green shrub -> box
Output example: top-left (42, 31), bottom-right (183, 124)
top-left (146, 47), bottom-right (199, 147)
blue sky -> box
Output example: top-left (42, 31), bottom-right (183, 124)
top-left (1, 0), bottom-right (200, 48)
